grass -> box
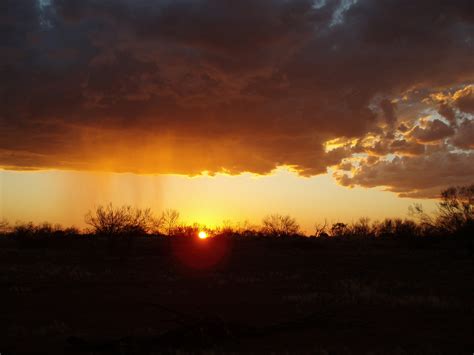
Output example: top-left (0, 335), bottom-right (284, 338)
top-left (0, 236), bottom-right (473, 354)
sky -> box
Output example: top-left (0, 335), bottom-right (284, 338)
top-left (0, 0), bottom-right (473, 231)
top-left (0, 168), bottom-right (437, 232)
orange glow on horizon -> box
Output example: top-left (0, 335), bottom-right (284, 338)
top-left (0, 168), bottom-right (439, 234)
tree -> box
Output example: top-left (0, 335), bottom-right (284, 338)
top-left (314, 219), bottom-right (329, 237)
top-left (410, 184), bottom-right (474, 235)
top-left (219, 220), bottom-right (235, 237)
top-left (436, 185), bottom-right (474, 233)
top-left (408, 203), bottom-right (435, 229)
top-left (0, 219), bottom-right (10, 234)
top-left (160, 209), bottom-right (180, 236)
top-left (85, 204), bottom-right (154, 237)
top-left (349, 217), bottom-right (372, 237)
top-left (262, 214), bottom-right (300, 236)
top-left (375, 219), bottom-right (395, 238)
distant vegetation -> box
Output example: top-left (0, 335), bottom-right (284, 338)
top-left (2, 185), bottom-right (473, 251)
top-left (262, 214), bottom-right (300, 237)
top-left (84, 204), bottom-right (155, 237)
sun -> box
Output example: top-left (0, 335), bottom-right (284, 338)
top-left (198, 231), bottom-right (208, 239)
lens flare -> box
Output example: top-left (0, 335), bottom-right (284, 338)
top-left (198, 231), bottom-right (208, 239)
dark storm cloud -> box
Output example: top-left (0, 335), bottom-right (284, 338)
top-left (389, 139), bottom-right (425, 156)
top-left (454, 85), bottom-right (474, 114)
top-left (409, 119), bottom-right (455, 144)
top-left (1, 0), bottom-right (473, 195)
top-left (451, 119), bottom-right (474, 149)
top-left (380, 99), bottom-right (397, 127)
top-left (437, 103), bottom-right (457, 126)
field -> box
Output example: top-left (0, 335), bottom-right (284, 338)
top-left (1, 236), bottom-right (473, 354)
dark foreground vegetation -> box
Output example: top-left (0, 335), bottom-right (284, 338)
top-left (1, 185), bottom-right (473, 354)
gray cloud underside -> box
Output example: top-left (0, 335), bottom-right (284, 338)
top-left (1, 0), bottom-right (474, 196)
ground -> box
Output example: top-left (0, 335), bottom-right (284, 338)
top-left (1, 236), bottom-right (473, 354)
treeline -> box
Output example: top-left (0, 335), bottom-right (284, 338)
top-left (1, 184), bottom-right (473, 242)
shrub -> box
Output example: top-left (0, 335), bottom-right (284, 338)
top-left (330, 222), bottom-right (348, 237)
top-left (348, 218), bottom-right (374, 238)
top-left (0, 219), bottom-right (10, 234)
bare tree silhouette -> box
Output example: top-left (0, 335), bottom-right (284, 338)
top-left (314, 219), bottom-right (328, 237)
top-left (262, 214), bottom-right (300, 236)
top-left (160, 209), bottom-right (180, 236)
top-left (85, 204), bottom-right (154, 237)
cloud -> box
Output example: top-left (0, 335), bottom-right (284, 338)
top-left (338, 148), bottom-right (474, 198)
top-left (437, 103), bottom-right (457, 126)
top-left (451, 119), bottom-right (474, 149)
top-left (380, 99), bottom-right (397, 127)
top-left (389, 139), bottom-right (425, 156)
top-left (409, 119), bottom-right (455, 143)
top-left (1, 0), bottom-right (473, 197)
top-left (453, 85), bottom-right (474, 114)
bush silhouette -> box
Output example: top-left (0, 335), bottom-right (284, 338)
top-left (330, 222), bottom-right (348, 237)
top-left (410, 184), bottom-right (474, 237)
top-left (9, 222), bottom-right (80, 248)
top-left (348, 218), bottom-right (373, 238)
top-left (0, 219), bottom-right (10, 234)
